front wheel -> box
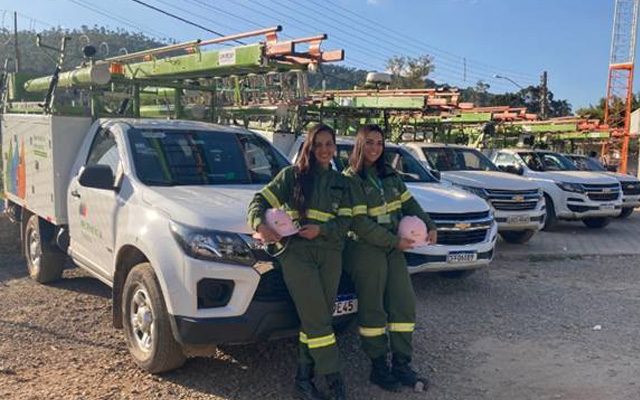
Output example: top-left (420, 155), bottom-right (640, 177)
top-left (122, 262), bottom-right (186, 373)
top-left (24, 215), bottom-right (66, 283)
top-left (582, 217), bottom-right (610, 229)
top-left (617, 207), bottom-right (634, 219)
top-left (542, 195), bottom-right (557, 231)
top-left (500, 230), bottom-right (536, 244)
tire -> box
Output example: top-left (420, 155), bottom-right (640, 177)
top-left (122, 262), bottom-right (186, 373)
top-left (542, 195), bottom-right (557, 231)
top-left (617, 207), bottom-right (634, 219)
top-left (582, 217), bottom-right (610, 229)
top-left (437, 269), bottom-right (476, 279)
top-left (24, 215), bottom-right (66, 283)
top-left (500, 230), bottom-right (536, 244)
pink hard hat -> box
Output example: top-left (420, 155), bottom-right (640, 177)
top-left (265, 208), bottom-right (299, 237)
top-left (398, 216), bottom-right (430, 247)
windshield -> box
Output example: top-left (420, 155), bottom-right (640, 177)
top-left (128, 128), bottom-right (289, 186)
top-left (518, 152), bottom-right (578, 172)
top-left (421, 147), bottom-right (499, 171)
top-left (567, 155), bottom-right (606, 172)
top-left (335, 144), bottom-right (437, 182)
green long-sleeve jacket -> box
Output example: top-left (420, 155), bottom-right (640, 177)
top-left (247, 165), bottom-right (354, 250)
top-left (344, 164), bottom-right (437, 249)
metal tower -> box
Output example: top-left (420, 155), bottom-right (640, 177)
top-left (604, 0), bottom-right (639, 173)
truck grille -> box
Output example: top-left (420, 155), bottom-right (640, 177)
top-left (437, 230), bottom-right (488, 245)
top-left (622, 182), bottom-right (640, 195)
top-left (485, 189), bottom-right (541, 211)
top-left (582, 183), bottom-right (621, 202)
top-left (429, 211), bottom-right (493, 246)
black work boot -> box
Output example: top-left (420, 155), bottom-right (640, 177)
top-left (391, 354), bottom-right (429, 393)
top-left (325, 372), bottom-right (347, 400)
top-left (369, 356), bottom-right (401, 392)
top-left (294, 364), bottom-right (326, 400)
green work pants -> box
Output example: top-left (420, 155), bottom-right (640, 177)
top-left (343, 240), bottom-right (416, 363)
top-left (278, 239), bottom-right (342, 375)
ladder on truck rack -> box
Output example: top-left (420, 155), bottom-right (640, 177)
top-left (6, 26), bottom-right (344, 121)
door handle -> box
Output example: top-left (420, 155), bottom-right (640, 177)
top-left (71, 190), bottom-right (81, 199)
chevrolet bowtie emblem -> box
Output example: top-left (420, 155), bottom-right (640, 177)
top-left (603, 188), bottom-right (611, 192)
top-left (454, 222), bottom-right (471, 230)
top-left (513, 195), bottom-right (525, 202)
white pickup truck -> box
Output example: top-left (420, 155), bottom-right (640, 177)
top-left (1, 114), bottom-right (357, 373)
top-left (287, 136), bottom-right (498, 278)
top-left (564, 153), bottom-right (640, 219)
top-left (491, 149), bottom-right (622, 229)
top-left (403, 143), bottom-right (545, 244)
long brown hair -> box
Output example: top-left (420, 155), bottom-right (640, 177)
top-left (349, 124), bottom-right (386, 178)
top-left (293, 123), bottom-right (336, 215)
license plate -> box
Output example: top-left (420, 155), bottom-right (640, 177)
top-left (446, 252), bottom-right (478, 264)
top-left (507, 215), bottom-right (530, 224)
top-left (333, 294), bottom-right (358, 317)
top-left (601, 203), bottom-right (615, 210)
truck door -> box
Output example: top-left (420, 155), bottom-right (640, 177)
top-left (67, 127), bottom-right (121, 281)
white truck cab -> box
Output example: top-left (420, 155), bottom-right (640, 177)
top-left (491, 148), bottom-right (622, 229)
top-left (565, 153), bottom-right (640, 219)
top-left (288, 136), bottom-right (498, 277)
top-left (2, 115), bottom-right (356, 373)
top-left (403, 143), bottom-right (545, 244)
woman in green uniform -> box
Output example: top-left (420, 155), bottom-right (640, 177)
top-left (247, 124), bottom-right (352, 400)
top-left (344, 124), bottom-right (437, 393)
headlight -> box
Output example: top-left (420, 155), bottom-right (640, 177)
top-left (455, 184), bottom-right (489, 199)
top-left (170, 221), bottom-right (256, 266)
top-left (555, 182), bottom-right (584, 193)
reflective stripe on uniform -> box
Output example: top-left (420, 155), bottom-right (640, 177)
top-left (337, 208), bottom-right (353, 217)
top-left (286, 210), bottom-right (300, 220)
top-left (352, 205), bottom-right (368, 216)
top-left (299, 332), bottom-right (337, 348)
top-left (359, 326), bottom-right (386, 337)
top-left (261, 188), bottom-right (281, 208)
top-left (367, 199), bottom-right (401, 217)
top-left (307, 209), bottom-right (336, 222)
top-left (387, 322), bottom-right (415, 332)
top-left (368, 204), bottom-right (387, 217)
top-left (400, 190), bottom-right (412, 203)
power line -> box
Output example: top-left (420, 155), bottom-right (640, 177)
top-left (129, 0), bottom-right (243, 45)
top-left (319, 0), bottom-right (537, 82)
top-left (66, 0), bottom-right (169, 41)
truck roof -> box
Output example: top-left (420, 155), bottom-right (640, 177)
top-left (404, 142), bottom-right (472, 150)
top-left (99, 118), bottom-right (253, 135)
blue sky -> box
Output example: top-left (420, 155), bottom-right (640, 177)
top-left (0, 0), bottom-right (622, 110)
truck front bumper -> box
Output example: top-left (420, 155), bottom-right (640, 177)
top-left (404, 222), bottom-right (498, 273)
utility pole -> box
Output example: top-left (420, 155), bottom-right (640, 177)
top-left (13, 12), bottom-right (20, 72)
top-left (540, 70), bottom-right (548, 119)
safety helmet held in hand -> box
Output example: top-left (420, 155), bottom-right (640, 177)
top-left (265, 208), bottom-right (299, 237)
top-left (398, 216), bottom-right (430, 247)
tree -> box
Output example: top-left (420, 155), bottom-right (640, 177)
top-left (385, 55), bottom-right (434, 89)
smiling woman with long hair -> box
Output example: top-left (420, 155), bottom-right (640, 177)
top-left (344, 124), bottom-right (437, 393)
top-left (247, 124), bottom-right (352, 400)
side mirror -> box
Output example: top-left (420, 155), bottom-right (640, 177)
top-left (79, 165), bottom-right (115, 190)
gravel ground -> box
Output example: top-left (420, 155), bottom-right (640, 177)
top-left (1, 216), bottom-right (639, 400)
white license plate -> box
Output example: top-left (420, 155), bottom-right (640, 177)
top-left (601, 203), bottom-right (615, 210)
top-left (446, 252), bottom-right (478, 264)
top-left (333, 295), bottom-right (358, 317)
top-left (507, 215), bottom-right (530, 224)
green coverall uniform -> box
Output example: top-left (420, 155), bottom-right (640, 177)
top-left (247, 165), bottom-right (353, 375)
top-left (344, 164), bottom-right (437, 364)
